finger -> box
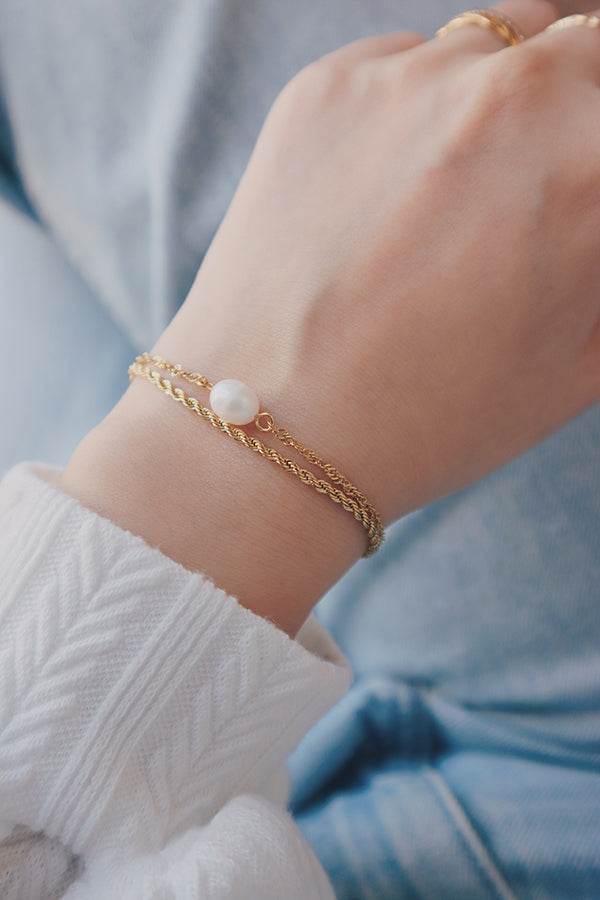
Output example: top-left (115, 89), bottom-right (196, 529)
top-left (433, 0), bottom-right (558, 55)
top-left (533, 9), bottom-right (600, 66)
top-left (319, 30), bottom-right (427, 67)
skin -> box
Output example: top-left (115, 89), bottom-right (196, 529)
top-left (62, 0), bottom-right (600, 635)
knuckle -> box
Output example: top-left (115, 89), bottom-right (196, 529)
top-left (486, 44), bottom-right (555, 108)
top-left (395, 51), bottom-right (438, 93)
top-left (275, 56), bottom-right (352, 120)
top-left (446, 46), bottom-right (556, 145)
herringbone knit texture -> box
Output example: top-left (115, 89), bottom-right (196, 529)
top-left (0, 463), bottom-right (351, 898)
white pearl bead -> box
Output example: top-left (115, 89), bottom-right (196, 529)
top-left (209, 379), bottom-right (260, 426)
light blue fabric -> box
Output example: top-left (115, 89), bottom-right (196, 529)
top-left (289, 406), bottom-right (600, 897)
top-left (0, 2), bottom-right (599, 897)
top-left (0, 164), bottom-right (136, 473)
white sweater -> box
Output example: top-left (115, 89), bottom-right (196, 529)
top-left (0, 463), bottom-right (352, 899)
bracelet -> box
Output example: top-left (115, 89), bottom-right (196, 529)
top-left (128, 353), bottom-right (384, 556)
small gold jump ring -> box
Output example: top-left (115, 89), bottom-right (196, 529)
top-left (254, 412), bottom-right (275, 432)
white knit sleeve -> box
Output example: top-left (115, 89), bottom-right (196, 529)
top-left (63, 796), bottom-right (335, 899)
top-left (0, 462), bottom-right (351, 899)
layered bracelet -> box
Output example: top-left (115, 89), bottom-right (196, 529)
top-left (129, 353), bottom-right (384, 556)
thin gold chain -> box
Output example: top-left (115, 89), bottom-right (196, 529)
top-left (140, 354), bottom-right (378, 517)
top-left (129, 354), bottom-right (383, 556)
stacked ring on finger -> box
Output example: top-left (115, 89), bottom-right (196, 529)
top-left (435, 9), bottom-right (524, 47)
top-left (546, 13), bottom-right (600, 32)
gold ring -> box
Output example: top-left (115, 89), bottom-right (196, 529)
top-left (435, 9), bottom-right (524, 47)
top-left (546, 13), bottom-right (600, 32)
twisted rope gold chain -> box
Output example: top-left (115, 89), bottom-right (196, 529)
top-left (129, 353), bottom-right (383, 556)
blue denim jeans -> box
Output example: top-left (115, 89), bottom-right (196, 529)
top-left (289, 406), bottom-right (600, 897)
top-left (1, 1), bottom-right (599, 897)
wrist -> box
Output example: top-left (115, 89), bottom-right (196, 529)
top-left (151, 261), bottom-right (424, 528)
top-left (60, 374), bottom-right (365, 636)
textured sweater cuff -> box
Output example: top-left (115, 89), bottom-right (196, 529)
top-left (0, 462), bottom-right (351, 857)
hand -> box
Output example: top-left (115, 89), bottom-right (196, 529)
top-left (63, 0), bottom-right (600, 632)
top-left (157, 0), bottom-right (600, 523)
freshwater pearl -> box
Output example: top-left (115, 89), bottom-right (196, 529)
top-left (209, 379), bottom-right (260, 426)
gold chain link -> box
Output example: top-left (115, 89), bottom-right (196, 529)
top-left (129, 354), bottom-right (383, 556)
